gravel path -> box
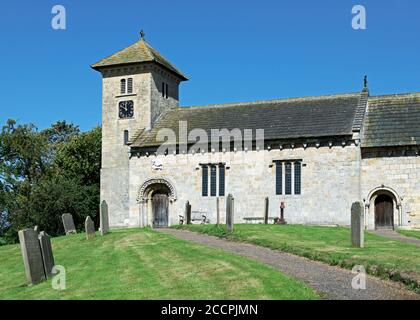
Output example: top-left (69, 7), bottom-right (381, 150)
top-left (370, 230), bottom-right (420, 247)
top-left (158, 228), bottom-right (419, 300)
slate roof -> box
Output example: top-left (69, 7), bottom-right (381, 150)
top-left (131, 93), bottom-right (361, 148)
top-left (91, 38), bottom-right (188, 80)
top-left (362, 93), bottom-right (420, 148)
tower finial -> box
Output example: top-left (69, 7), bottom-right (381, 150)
top-left (364, 75), bottom-right (368, 89)
top-left (140, 29), bottom-right (145, 40)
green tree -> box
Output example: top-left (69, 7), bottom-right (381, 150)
top-left (0, 120), bottom-right (101, 244)
top-left (54, 126), bottom-right (101, 186)
top-left (27, 176), bottom-right (99, 236)
top-left (53, 126), bottom-right (101, 226)
top-left (42, 120), bottom-right (80, 145)
top-left (0, 120), bottom-right (51, 242)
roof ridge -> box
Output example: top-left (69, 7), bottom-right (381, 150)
top-left (179, 92), bottom-right (360, 110)
top-left (370, 92), bottom-right (420, 99)
top-left (139, 39), bottom-right (154, 60)
top-left (144, 41), bottom-right (188, 79)
top-left (91, 40), bottom-right (141, 68)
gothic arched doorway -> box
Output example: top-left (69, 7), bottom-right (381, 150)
top-left (375, 194), bottom-right (394, 230)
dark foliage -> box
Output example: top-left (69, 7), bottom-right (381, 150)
top-left (0, 120), bottom-right (101, 244)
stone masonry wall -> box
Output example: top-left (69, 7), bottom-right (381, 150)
top-left (150, 68), bottom-right (180, 126)
top-left (361, 153), bottom-right (420, 229)
top-left (120, 144), bottom-right (362, 228)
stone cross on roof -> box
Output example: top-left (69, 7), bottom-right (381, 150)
top-left (140, 29), bottom-right (145, 39)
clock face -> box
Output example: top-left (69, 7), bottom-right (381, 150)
top-left (119, 101), bottom-right (134, 118)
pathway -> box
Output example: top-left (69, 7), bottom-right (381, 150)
top-left (158, 228), bottom-right (419, 300)
top-left (370, 229), bottom-right (420, 247)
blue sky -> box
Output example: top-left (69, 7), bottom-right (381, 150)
top-left (0, 0), bottom-right (419, 131)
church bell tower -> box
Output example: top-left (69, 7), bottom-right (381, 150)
top-left (91, 31), bottom-right (188, 227)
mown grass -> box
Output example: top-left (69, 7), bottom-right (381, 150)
top-left (0, 228), bottom-right (317, 300)
top-left (397, 229), bottom-right (420, 240)
top-left (173, 224), bottom-right (420, 292)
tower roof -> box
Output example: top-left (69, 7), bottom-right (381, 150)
top-left (91, 36), bottom-right (188, 80)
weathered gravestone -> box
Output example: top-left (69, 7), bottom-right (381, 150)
top-left (100, 200), bottom-right (109, 236)
top-left (62, 213), bottom-right (77, 235)
top-left (18, 229), bottom-right (46, 285)
top-left (351, 201), bottom-right (364, 248)
top-left (85, 216), bottom-right (96, 240)
top-left (38, 231), bottom-right (55, 278)
top-left (264, 197), bottom-right (269, 225)
top-left (34, 226), bottom-right (40, 234)
top-left (226, 194), bottom-right (235, 233)
top-left (185, 201), bottom-right (192, 225)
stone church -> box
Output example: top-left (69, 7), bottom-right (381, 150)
top-left (92, 33), bottom-right (420, 231)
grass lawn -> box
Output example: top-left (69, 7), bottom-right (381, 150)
top-left (174, 224), bottom-right (420, 292)
top-left (0, 228), bottom-right (317, 300)
top-left (397, 229), bottom-right (420, 240)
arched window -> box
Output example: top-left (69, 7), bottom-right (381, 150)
top-left (120, 79), bottom-right (126, 94)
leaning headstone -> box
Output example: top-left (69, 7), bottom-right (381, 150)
top-left (18, 229), bottom-right (46, 285)
top-left (351, 201), bottom-right (364, 248)
top-left (85, 216), bottom-right (96, 240)
top-left (100, 200), bottom-right (109, 236)
top-left (33, 226), bottom-right (40, 234)
top-left (38, 231), bottom-right (55, 278)
top-left (264, 197), bottom-right (269, 225)
top-left (216, 197), bottom-right (220, 225)
top-left (62, 213), bottom-right (77, 235)
top-left (226, 194), bottom-right (234, 233)
top-left (185, 201), bottom-right (192, 225)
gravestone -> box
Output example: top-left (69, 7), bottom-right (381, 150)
top-left (351, 201), bottom-right (364, 248)
top-left (34, 226), bottom-right (40, 234)
top-left (85, 216), bottom-right (96, 240)
top-left (185, 201), bottom-right (192, 225)
top-left (264, 197), bottom-right (269, 225)
top-left (18, 229), bottom-right (46, 285)
top-left (216, 197), bottom-right (220, 225)
top-left (226, 194), bottom-right (234, 233)
top-left (38, 231), bottom-right (55, 278)
top-left (100, 200), bottom-right (109, 236)
top-left (62, 213), bottom-right (77, 235)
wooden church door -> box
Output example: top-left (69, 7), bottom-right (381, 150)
top-left (375, 195), bottom-right (394, 229)
top-left (153, 193), bottom-right (169, 228)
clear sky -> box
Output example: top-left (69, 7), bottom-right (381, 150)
top-left (0, 0), bottom-right (419, 131)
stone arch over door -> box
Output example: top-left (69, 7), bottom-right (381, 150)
top-left (366, 186), bottom-right (402, 230)
top-left (137, 178), bottom-right (177, 228)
